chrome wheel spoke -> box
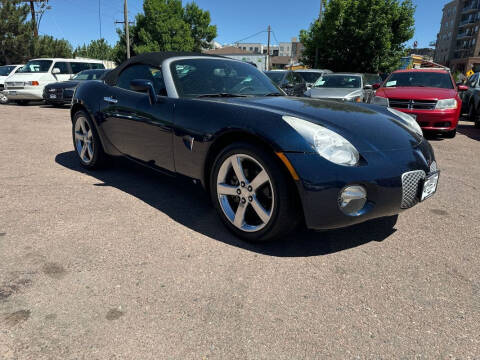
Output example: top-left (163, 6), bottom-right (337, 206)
top-left (233, 202), bottom-right (247, 228)
top-left (75, 131), bottom-right (84, 141)
top-left (250, 170), bottom-right (268, 191)
top-left (80, 144), bottom-right (87, 160)
top-left (86, 143), bottom-right (94, 159)
top-left (218, 183), bottom-right (238, 196)
top-left (251, 196), bottom-right (270, 224)
top-left (231, 155), bottom-right (247, 183)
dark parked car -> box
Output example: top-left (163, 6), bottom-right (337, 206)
top-left (43, 69), bottom-right (110, 106)
top-left (459, 71), bottom-right (480, 128)
top-left (294, 69), bottom-right (332, 89)
top-left (264, 70), bottom-right (306, 96)
top-left (70, 52), bottom-right (439, 242)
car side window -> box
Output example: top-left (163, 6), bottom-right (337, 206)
top-left (293, 73), bottom-right (304, 84)
top-left (468, 73), bottom-right (478, 87)
top-left (53, 62), bottom-right (70, 74)
top-left (116, 64), bottom-right (167, 96)
top-left (71, 62), bottom-right (92, 74)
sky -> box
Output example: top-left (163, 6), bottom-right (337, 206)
top-left (37, 0), bottom-right (451, 50)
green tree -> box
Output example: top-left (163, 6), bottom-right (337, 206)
top-left (113, 0), bottom-right (217, 62)
top-left (0, 0), bottom-right (31, 64)
top-left (300, 0), bottom-right (415, 73)
top-left (74, 39), bottom-right (114, 61)
top-left (32, 35), bottom-right (73, 58)
top-left (183, 2), bottom-right (217, 51)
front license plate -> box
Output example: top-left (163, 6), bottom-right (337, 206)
top-left (49, 94), bottom-right (57, 99)
top-left (421, 172), bottom-right (439, 201)
top-left (9, 91), bottom-right (16, 95)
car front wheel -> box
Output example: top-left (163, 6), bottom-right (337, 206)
top-left (210, 142), bottom-right (298, 242)
top-left (72, 110), bottom-right (106, 169)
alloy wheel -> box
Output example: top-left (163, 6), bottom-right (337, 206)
top-left (74, 116), bottom-right (94, 164)
top-left (216, 154), bottom-right (274, 232)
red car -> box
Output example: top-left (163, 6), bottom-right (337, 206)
top-left (371, 69), bottom-right (467, 138)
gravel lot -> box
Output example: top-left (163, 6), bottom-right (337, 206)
top-left (0, 103), bottom-right (479, 359)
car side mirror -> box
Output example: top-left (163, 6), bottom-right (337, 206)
top-left (372, 83), bottom-right (381, 90)
top-left (458, 85), bottom-right (468, 91)
top-left (130, 79), bottom-right (157, 104)
top-left (52, 68), bottom-right (61, 74)
top-left (363, 84), bottom-right (373, 90)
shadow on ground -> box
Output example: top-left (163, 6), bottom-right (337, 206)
top-left (55, 151), bottom-right (397, 257)
top-left (457, 122), bottom-right (480, 141)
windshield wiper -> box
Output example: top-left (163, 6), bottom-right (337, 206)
top-left (263, 92), bottom-right (283, 96)
top-left (197, 93), bottom-right (247, 98)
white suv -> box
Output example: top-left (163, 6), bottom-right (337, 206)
top-left (0, 64), bottom-right (23, 104)
top-left (4, 58), bottom-right (105, 105)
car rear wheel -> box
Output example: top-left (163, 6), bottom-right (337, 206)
top-left (72, 110), bottom-right (106, 169)
top-left (210, 142), bottom-right (297, 242)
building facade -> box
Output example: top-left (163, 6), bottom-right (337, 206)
top-left (435, 0), bottom-right (480, 73)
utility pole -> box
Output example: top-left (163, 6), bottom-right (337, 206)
top-left (314, 0), bottom-right (324, 68)
top-left (115, 0), bottom-right (133, 60)
top-left (99, 0), bottom-right (102, 39)
top-left (124, 0), bottom-right (130, 59)
top-left (267, 25), bottom-right (271, 71)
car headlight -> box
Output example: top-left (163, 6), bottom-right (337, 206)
top-left (435, 98), bottom-right (457, 110)
top-left (372, 96), bottom-right (389, 106)
top-left (345, 95), bottom-right (362, 103)
top-left (282, 115), bottom-right (360, 166)
top-left (387, 108), bottom-right (423, 137)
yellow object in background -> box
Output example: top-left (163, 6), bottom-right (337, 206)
top-left (466, 69), bottom-right (474, 77)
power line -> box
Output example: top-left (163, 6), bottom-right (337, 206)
top-left (271, 30), bottom-right (280, 45)
top-left (233, 29), bottom-right (268, 44)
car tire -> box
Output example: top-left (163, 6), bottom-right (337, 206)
top-left (210, 142), bottom-right (298, 242)
top-left (72, 110), bottom-right (106, 169)
top-left (15, 100), bottom-right (29, 105)
top-left (468, 102), bottom-right (477, 121)
top-left (444, 129), bottom-right (457, 138)
top-left (0, 93), bottom-right (8, 104)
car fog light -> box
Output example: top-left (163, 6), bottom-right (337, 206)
top-left (338, 185), bottom-right (367, 215)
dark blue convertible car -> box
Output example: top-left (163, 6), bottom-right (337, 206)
top-left (70, 52), bottom-right (439, 242)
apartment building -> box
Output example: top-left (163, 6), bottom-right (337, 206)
top-left (434, 0), bottom-right (480, 73)
top-left (234, 43), bottom-right (279, 56)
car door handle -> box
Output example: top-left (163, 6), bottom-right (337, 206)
top-left (103, 96), bottom-right (118, 104)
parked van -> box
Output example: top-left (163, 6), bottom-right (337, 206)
top-left (4, 58), bottom-right (105, 105)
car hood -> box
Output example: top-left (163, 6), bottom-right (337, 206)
top-left (376, 87), bottom-right (457, 100)
top-left (221, 96), bottom-right (422, 152)
top-left (45, 81), bottom-right (80, 89)
top-left (307, 87), bottom-right (362, 99)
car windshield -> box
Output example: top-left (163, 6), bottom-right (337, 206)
top-left (72, 70), bottom-right (108, 81)
top-left (314, 75), bottom-right (361, 88)
top-left (297, 72), bottom-right (322, 83)
top-left (364, 73), bottom-right (382, 85)
top-left (171, 59), bottom-right (283, 97)
top-left (18, 60), bottom-right (52, 73)
top-left (0, 66), bottom-right (16, 76)
top-left (384, 72), bottom-right (454, 89)
top-left (265, 72), bottom-right (285, 84)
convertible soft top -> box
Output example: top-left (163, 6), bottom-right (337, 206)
top-left (104, 51), bottom-right (223, 86)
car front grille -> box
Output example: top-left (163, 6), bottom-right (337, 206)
top-left (401, 170), bottom-right (426, 209)
top-left (5, 81), bottom-right (24, 89)
top-left (389, 99), bottom-right (437, 110)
